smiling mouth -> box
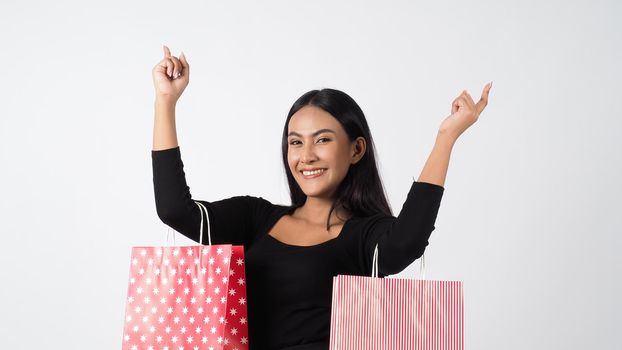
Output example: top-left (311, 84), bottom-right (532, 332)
top-left (300, 168), bottom-right (326, 179)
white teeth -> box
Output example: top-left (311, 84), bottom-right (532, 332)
top-left (302, 169), bottom-right (325, 176)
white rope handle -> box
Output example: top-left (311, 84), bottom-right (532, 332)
top-left (372, 243), bottom-right (426, 279)
top-left (194, 201), bottom-right (212, 246)
top-left (164, 201), bottom-right (213, 246)
top-left (166, 227), bottom-right (176, 246)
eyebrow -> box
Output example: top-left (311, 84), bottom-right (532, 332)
top-left (287, 128), bottom-right (336, 137)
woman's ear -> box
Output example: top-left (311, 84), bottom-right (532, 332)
top-left (351, 137), bottom-right (366, 164)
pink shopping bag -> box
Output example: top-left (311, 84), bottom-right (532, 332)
top-left (329, 245), bottom-right (464, 350)
top-left (121, 201), bottom-right (249, 349)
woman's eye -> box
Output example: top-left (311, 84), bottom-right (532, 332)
top-left (289, 138), bottom-right (329, 145)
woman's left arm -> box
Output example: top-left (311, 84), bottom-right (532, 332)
top-left (418, 82), bottom-right (493, 187)
top-left (362, 82), bottom-right (493, 276)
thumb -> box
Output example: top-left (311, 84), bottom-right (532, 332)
top-left (475, 82), bottom-right (492, 115)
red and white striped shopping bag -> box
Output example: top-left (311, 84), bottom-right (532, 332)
top-left (121, 201), bottom-right (249, 349)
top-left (329, 245), bottom-right (463, 349)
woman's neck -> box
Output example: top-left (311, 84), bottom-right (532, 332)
top-left (294, 197), bottom-right (351, 227)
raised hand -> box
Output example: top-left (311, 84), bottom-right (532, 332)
top-left (152, 45), bottom-right (190, 104)
top-left (439, 82), bottom-right (492, 141)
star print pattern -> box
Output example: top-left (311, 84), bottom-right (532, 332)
top-left (122, 245), bottom-right (249, 349)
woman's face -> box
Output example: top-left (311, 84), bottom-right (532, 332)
top-left (287, 105), bottom-right (365, 200)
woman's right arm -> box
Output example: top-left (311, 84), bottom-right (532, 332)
top-left (151, 45), bottom-right (200, 240)
top-left (150, 46), bottom-right (271, 246)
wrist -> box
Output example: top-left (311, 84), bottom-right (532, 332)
top-left (155, 95), bottom-right (178, 108)
top-left (436, 130), bottom-right (457, 148)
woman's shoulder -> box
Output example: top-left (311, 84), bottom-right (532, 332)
top-left (231, 194), bottom-right (290, 210)
top-left (223, 195), bottom-right (294, 222)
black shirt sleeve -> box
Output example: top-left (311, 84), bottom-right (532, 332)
top-left (359, 181), bottom-right (445, 276)
top-left (151, 146), bottom-right (272, 246)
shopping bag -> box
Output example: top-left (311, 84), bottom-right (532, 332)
top-left (121, 201), bottom-right (249, 349)
top-left (329, 245), bottom-right (464, 349)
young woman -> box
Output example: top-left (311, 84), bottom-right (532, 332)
top-left (151, 45), bottom-right (491, 350)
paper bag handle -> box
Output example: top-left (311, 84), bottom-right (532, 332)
top-left (194, 201), bottom-right (212, 246)
top-left (165, 201), bottom-right (212, 246)
top-left (372, 243), bottom-right (426, 279)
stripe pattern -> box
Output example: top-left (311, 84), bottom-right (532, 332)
top-left (329, 275), bottom-right (463, 349)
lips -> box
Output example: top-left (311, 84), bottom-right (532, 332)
top-left (300, 168), bottom-right (326, 179)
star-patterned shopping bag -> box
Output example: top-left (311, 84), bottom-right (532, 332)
top-left (121, 201), bottom-right (249, 350)
top-left (329, 246), bottom-right (464, 350)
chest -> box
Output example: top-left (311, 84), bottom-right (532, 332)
top-left (267, 214), bottom-right (345, 247)
top-left (244, 227), bottom-right (357, 300)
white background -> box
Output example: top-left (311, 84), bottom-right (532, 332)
top-left (0, 0), bottom-right (620, 348)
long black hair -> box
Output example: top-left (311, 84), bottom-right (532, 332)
top-left (281, 88), bottom-right (393, 230)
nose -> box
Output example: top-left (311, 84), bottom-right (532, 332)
top-left (300, 143), bottom-right (318, 164)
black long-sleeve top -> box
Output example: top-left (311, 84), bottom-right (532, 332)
top-left (152, 146), bottom-right (445, 350)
